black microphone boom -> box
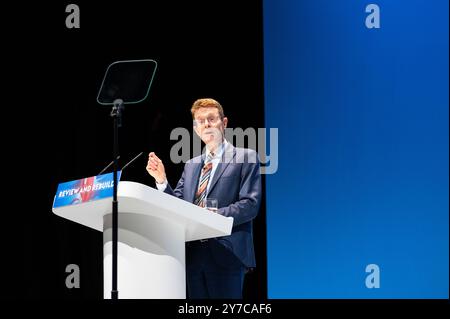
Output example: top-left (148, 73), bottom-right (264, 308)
top-left (122, 152), bottom-right (143, 171)
top-left (98, 156), bottom-right (120, 175)
top-left (97, 152), bottom-right (142, 176)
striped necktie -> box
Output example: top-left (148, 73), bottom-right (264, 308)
top-left (194, 153), bottom-right (214, 207)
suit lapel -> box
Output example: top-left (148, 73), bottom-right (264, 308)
top-left (187, 155), bottom-right (204, 203)
top-left (207, 143), bottom-right (236, 195)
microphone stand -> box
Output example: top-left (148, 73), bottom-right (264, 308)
top-left (110, 98), bottom-right (124, 300)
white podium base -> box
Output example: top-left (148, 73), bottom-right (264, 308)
top-left (103, 213), bottom-right (186, 299)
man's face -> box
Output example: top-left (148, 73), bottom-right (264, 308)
top-left (193, 106), bottom-right (228, 147)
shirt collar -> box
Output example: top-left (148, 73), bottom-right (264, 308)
top-left (206, 139), bottom-right (227, 160)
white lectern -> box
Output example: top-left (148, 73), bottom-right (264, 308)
top-left (52, 181), bottom-right (233, 299)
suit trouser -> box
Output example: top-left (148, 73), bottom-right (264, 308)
top-left (186, 240), bottom-right (246, 299)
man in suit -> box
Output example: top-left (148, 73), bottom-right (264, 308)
top-left (146, 98), bottom-right (262, 299)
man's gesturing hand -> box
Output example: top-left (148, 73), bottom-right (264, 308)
top-left (146, 152), bottom-right (167, 184)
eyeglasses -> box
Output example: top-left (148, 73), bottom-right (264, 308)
top-left (193, 116), bottom-right (221, 126)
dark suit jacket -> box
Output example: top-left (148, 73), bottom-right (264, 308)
top-left (164, 142), bottom-right (262, 268)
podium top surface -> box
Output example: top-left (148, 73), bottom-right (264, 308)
top-left (52, 181), bottom-right (233, 241)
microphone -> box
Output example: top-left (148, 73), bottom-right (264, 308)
top-left (122, 152), bottom-right (143, 171)
top-left (97, 152), bottom-right (143, 176)
top-left (98, 156), bottom-right (120, 175)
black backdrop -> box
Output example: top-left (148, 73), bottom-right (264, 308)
top-left (3, 1), bottom-right (266, 299)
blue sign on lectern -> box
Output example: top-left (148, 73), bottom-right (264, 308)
top-left (53, 171), bottom-right (122, 208)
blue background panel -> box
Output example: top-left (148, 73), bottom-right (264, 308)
top-left (264, 0), bottom-right (448, 298)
